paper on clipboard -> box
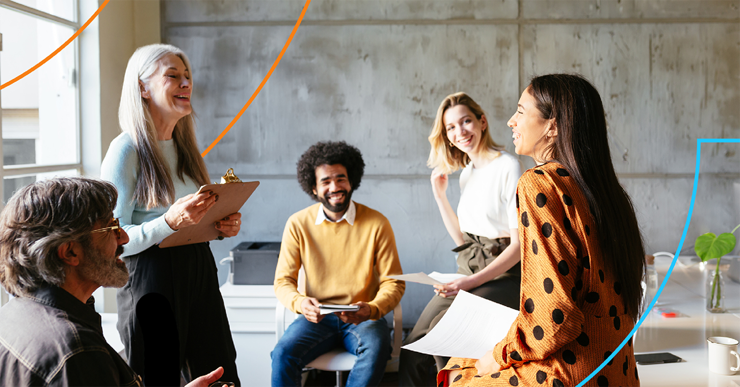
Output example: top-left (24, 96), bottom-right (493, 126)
top-left (159, 181), bottom-right (259, 248)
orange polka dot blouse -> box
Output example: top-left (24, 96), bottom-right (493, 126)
top-left (439, 163), bottom-right (639, 387)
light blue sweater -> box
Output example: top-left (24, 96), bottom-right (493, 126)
top-left (101, 133), bottom-right (201, 257)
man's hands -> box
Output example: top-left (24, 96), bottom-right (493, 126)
top-left (300, 297), bottom-right (324, 323)
top-left (300, 298), bottom-right (372, 325)
top-left (185, 366), bottom-right (231, 387)
top-left (338, 302), bottom-right (371, 325)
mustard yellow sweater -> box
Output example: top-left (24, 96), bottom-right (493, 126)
top-left (274, 202), bottom-right (405, 320)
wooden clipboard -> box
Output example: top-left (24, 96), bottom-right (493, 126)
top-left (159, 181), bottom-right (260, 248)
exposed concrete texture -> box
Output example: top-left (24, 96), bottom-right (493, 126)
top-left (168, 24), bottom-right (520, 175)
top-left (162, 0), bottom-right (740, 326)
top-left (163, 0), bottom-right (518, 23)
top-left (522, 0), bottom-right (740, 20)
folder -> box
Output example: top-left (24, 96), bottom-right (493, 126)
top-left (159, 181), bottom-right (260, 248)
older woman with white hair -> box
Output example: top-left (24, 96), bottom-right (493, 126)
top-left (101, 44), bottom-right (241, 386)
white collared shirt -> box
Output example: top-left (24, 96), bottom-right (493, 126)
top-left (315, 201), bottom-right (356, 226)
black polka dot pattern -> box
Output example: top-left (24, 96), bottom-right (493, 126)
top-left (450, 364), bottom-right (460, 369)
top-left (536, 371), bottom-right (547, 384)
top-left (575, 279), bottom-right (583, 290)
top-left (614, 315), bottom-right (621, 330)
top-left (571, 287), bottom-right (578, 301)
top-left (628, 337), bottom-right (633, 347)
top-left (604, 351), bottom-right (614, 366)
top-left (563, 350), bottom-right (576, 365)
top-left (542, 222), bottom-right (553, 237)
top-left (562, 194), bottom-right (572, 206)
top-left (609, 305), bottom-right (617, 317)
top-left (635, 368), bottom-right (639, 380)
top-left (585, 225), bottom-right (590, 235)
top-left (532, 239), bottom-right (539, 255)
top-left (576, 332), bottom-right (589, 346)
top-left (509, 375), bottom-right (519, 386)
top-left (534, 169), bottom-right (545, 175)
top-left (510, 351), bottom-right (522, 361)
top-left (536, 193), bottom-right (547, 208)
top-left (585, 292), bottom-right (600, 303)
top-left (558, 260), bottom-right (569, 276)
top-left (563, 217), bottom-right (572, 230)
top-left (533, 326), bottom-right (544, 340)
top-left (623, 357), bottom-right (629, 375)
top-left (553, 379), bottom-right (564, 387)
top-left (582, 256), bottom-right (590, 269)
top-left (491, 372), bottom-right (501, 378)
top-left (614, 282), bottom-right (622, 295)
top-left (597, 375), bottom-right (609, 387)
top-left (453, 374), bottom-right (462, 383)
top-left (599, 269), bottom-right (605, 283)
top-left (552, 309), bottom-right (564, 324)
top-left (516, 194), bottom-right (519, 208)
top-left (543, 278), bottom-right (554, 294)
top-left (521, 212), bottom-right (530, 227)
top-left (556, 168), bottom-right (569, 176)
top-left (524, 298), bottom-right (535, 313)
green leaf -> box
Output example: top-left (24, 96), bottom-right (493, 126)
top-left (695, 232), bottom-right (737, 262)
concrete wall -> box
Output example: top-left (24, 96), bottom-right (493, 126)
top-left (161, 0), bottom-right (740, 326)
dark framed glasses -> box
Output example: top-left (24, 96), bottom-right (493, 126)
top-left (91, 218), bottom-right (122, 237)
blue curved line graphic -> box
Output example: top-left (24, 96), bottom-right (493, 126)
top-left (576, 138), bottom-right (740, 387)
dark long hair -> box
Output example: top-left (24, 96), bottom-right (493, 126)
top-left (529, 74), bottom-right (645, 321)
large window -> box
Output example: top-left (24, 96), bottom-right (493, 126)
top-left (0, 0), bottom-right (81, 205)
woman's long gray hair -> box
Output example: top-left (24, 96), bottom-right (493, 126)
top-left (118, 44), bottom-right (209, 209)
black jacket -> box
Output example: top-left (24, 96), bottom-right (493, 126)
top-left (0, 286), bottom-right (140, 386)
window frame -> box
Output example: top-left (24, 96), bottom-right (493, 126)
top-left (0, 0), bottom-right (82, 209)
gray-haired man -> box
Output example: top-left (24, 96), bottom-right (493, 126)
top-left (0, 177), bottom-right (225, 386)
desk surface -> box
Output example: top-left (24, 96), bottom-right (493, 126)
top-left (635, 257), bottom-right (740, 387)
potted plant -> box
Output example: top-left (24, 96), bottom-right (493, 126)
top-left (694, 224), bottom-right (740, 313)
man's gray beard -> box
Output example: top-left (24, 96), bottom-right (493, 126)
top-left (78, 244), bottom-right (129, 288)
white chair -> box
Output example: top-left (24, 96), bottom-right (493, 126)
top-left (274, 268), bottom-right (403, 387)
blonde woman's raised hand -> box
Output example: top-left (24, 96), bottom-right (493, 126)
top-left (430, 167), bottom-right (449, 199)
top-left (164, 190), bottom-right (218, 231)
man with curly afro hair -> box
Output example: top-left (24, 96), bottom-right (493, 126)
top-left (272, 141), bottom-right (405, 387)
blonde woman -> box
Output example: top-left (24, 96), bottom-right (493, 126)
top-left (101, 44), bottom-right (241, 386)
top-left (399, 93), bottom-right (523, 386)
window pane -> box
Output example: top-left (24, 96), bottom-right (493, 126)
top-left (6, 0), bottom-right (76, 23)
top-left (3, 169), bottom-right (78, 203)
top-left (0, 6), bottom-right (78, 166)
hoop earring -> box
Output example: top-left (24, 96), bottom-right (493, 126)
top-left (449, 142), bottom-right (455, 148)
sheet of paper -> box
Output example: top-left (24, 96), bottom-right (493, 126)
top-left (386, 272), bottom-right (467, 286)
top-left (319, 305), bottom-right (360, 315)
top-left (429, 271), bottom-right (467, 283)
top-left (402, 290), bottom-right (519, 359)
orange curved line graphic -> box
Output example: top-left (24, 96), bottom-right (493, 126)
top-left (201, 0), bottom-right (312, 158)
top-left (0, 0), bottom-right (110, 90)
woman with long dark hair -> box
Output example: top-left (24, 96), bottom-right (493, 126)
top-left (439, 74), bottom-right (645, 387)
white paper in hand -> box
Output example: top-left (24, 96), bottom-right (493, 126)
top-left (402, 290), bottom-right (519, 359)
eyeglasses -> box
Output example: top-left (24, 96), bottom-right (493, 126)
top-left (91, 218), bottom-right (122, 238)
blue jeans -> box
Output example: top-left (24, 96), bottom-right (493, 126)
top-left (271, 313), bottom-right (390, 387)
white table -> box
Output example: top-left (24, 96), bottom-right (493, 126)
top-left (635, 257), bottom-right (740, 387)
top-left (219, 282), bottom-right (277, 387)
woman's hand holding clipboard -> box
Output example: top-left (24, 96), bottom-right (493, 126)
top-left (160, 169), bottom-right (260, 248)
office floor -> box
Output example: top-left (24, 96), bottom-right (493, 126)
top-left (304, 369), bottom-right (435, 387)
